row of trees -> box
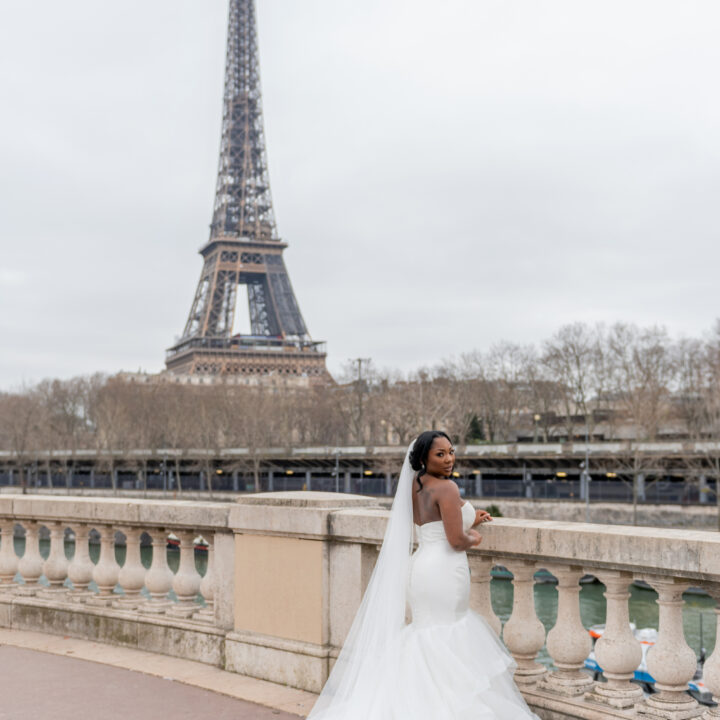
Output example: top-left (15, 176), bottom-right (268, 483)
top-left (1, 321), bottom-right (720, 491)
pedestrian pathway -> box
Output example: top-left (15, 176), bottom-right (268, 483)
top-left (0, 629), bottom-right (315, 719)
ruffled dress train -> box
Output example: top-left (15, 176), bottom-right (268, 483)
top-left (316, 501), bottom-right (539, 720)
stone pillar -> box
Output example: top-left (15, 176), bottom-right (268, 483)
top-left (502, 560), bottom-right (547, 686)
top-left (114, 526), bottom-right (146, 608)
top-left (637, 473), bottom-right (646, 501)
top-left (474, 472), bottom-right (483, 498)
top-left (701, 585), bottom-right (720, 720)
top-left (90, 468), bottom-right (95, 488)
top-left (268, 471), bottom-right (274, 492)
top-left (213, 531), bottom-right (234, 630)
top-left (87, 525), bottom-right (120, 605)
top-left (344, 470), bottom-right (351, 493)
top-left (468, 555), bottom-right (500, 635)
top-left (305, 470), bottom-right (312, 491)
top-left (637, 577), bottom-right (702, 719)
top-left (16, 522), bottom-right (44, 595)
top-left (232, 470), bottom-right (239, 492)
top-left (194, 536), bottom-right (215, 623)
top-left (168, 530), bottom-right (202, 618)
top-left (40, 522), bottom-right (69, 594)
top-left (699, 475), bottom-right (709, 504)
top-left (539, 565), bottom-right (594, 695)
top-left (384, 472), bottom-right (392, 496)
top-left (67, 524), bottom-right (95, 600)
top-left (586, 570), bottom-right (644, 708)
top-left (141, 528), bottom-right (173, 613)
top-left (0, 520), bottom-right (19, 587)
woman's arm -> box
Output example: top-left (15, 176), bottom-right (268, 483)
top-left (436, 484), bottom-right (482, 551)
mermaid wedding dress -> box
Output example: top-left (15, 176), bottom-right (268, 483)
top-left (307, 446), bottom-right (540, 720)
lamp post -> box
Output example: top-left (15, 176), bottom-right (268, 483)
top-left (533, 414), bottom-right (541, 443)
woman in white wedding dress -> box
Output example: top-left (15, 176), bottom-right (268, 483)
top-left (307, 430), bottom-right (540, 720)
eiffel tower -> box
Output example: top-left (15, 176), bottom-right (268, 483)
top-left (166, 0), bottom-right (328, 381)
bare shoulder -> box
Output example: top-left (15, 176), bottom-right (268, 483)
top-left (434, 480), bottom-right (461, 502)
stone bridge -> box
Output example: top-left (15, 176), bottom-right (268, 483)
top-left (0, 491), bottom-right (719, 719)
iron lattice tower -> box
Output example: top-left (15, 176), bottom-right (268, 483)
top-left (166, 0), bottom-right (327, 380)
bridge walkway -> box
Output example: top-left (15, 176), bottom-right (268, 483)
top-left (0, 629), bottom-right (313, 719)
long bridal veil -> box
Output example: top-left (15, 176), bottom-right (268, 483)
top-left (307, 442), bottom-right (416, 719)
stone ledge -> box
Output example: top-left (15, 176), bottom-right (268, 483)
top-left (0, 593), bottom-right (224, 666)
top-left (226, 629), bottom-right (332, 694)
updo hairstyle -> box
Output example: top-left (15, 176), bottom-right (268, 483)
top-left (409, 430), bottom-right (452, 490)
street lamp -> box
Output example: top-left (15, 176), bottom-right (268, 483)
top-left (533, 414), bottom-right (541, 443)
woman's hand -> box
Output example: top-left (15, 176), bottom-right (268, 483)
top-left (473, 509), bottom-right (492, 527)
top-left (467, 529), bottom-right (482, 547)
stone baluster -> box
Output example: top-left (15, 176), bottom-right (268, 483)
top-left (168, 530), bottom-right (202, 618)
top-left (502, 560), bottom-right (547, 686)
top-left (538, 564), bottom-right (594, 696)
top-left (0, 519), bottom-right (19, 588)
top-left (40, 522), bottom-right (69, 595)
top-left (701, 585), bottom-right (720, 720)
top-left (87, 525), bottom-right (120, 606)
top-left (468, 554), bottom-right (501, 635)
top-left (637, 577), bottom-right (702, 719)
top-left (194, 536), bottom-right (215, 622)
top-left (586, 570), bottom-right (644, 708)
top-left (140, 528), bottom-right (173, 613)
top-left (16, 521), bottom-right (44, 595)
top-left (114, 527), bottom-right (146, 609)
top-left (67, 524), bottom-right (95, 601)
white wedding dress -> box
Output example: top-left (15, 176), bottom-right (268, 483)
top-left (309, 497), bottom-right (540, 719)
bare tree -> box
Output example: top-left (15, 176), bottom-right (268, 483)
top-left (0, 389), bottom-right (41, 492)
top-left (608, 324), bottom-right (675, 441)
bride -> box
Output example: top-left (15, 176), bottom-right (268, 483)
top-left (307, 430), bottom-right (540, 719)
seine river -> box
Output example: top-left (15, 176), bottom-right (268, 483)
top-left (14, 538), bottom-right (718, 667)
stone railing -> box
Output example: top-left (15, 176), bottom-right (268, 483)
top-left (1, 491), bottom-right (720, 720)
top-left (0, 495), bottom-right (235, 665)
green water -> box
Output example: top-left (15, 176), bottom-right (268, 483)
top-left (6, 538), bottom-right (717, 668)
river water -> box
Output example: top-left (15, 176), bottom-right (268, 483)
top-left (11, 538), bottom-right (718, 667)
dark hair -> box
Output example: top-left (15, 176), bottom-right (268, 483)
top-left (410, 430), bottom-right (452, 490)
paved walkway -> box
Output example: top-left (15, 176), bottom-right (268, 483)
top-left (0, 629), bottom-right (315, 719)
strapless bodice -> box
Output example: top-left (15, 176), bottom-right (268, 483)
top-left (414, 500), bottom-right (475, 545)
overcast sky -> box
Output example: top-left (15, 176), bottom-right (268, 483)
top-left (1, 0), bottom-right (719, 389)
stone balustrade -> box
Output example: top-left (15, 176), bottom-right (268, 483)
top-left (1, 491), bottom-right (720, 720)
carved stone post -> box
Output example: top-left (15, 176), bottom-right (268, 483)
top-left (701, 585), bottom-right (720, 720)
top-left (586, 570), bottom-right (643, 708)
top-left (87, 525), bottom-right (120, 605)
top-left (114, 527), bottom-right (146, 608)
top-left (0, 520), bottom-right (19, 588)
top-left (194, 536), bottom-right (215, 623)
top-left (16, 522), bottom-right (44, 595)
top-left (140, 528), bottom-right (173, 613)
top-left (40, 522), bottom-right (69, 595)
top-left (637, 577), bottom-right (702, 719)
top-left (468, 554), bottom-right (501, 635)
top-left (67, 524), bottom-right (95, 600)
top-left (539, 565), bottom-right (594, 695)
top-left (503, 560), bottom-right (547, 686)
top-left (168, 530), bottom-right (202, 618)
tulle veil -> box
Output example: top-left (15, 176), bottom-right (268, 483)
top-left (306, 442), bottom-right (416, 719)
